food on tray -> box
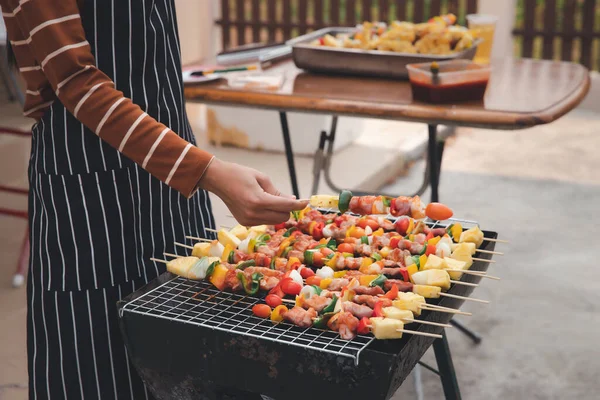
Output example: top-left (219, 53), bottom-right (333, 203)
top-left (309, 14), bottom-right (475, 55)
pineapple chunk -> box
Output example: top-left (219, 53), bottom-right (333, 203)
top-left (412, 284), bottom-right (441, 299)
top-left (393, 292), bottom-right (426, 316)
top-left (422, 255), bottom-right (446, 270)
top-left (411, 269), bottom-right (451, 290)
top-left (309, 195), bottom-right (339, 209)
top-left (248, 225), bottom-right (268, 235)
top-left (450, 245), bottom-right (474, 269)
top-left (191, 242), bottom-right (211, 258)
top-left (229, 224), bottom-right (249, 240)
top-left (218, 229), bottom-right (241, 249)
top-left (451, 242), bottom-right (476, 255)
top-left (459, 227), bottom-right (484, 247)
top-left (382, 307), bottom-right (414, 321)
top-left (444, 257), bottom-right (469, 280)
top-left (166, 256), bottom-right (199, 279)
top-left (370, 317), bottom-right (405, 339)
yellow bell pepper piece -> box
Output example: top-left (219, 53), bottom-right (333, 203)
top-left (379, 246), bottom-right (391, 258)
top-left (419, 254), bottom-right (428, 270)
top-left (295, 295), bottom-right (304, 308)
top-left (270, 305), bottom-right (288, 323)
top-left (406, 263), bottom-right (419, 283)
top-left (320, 278), bottom-right (333, 289)
top-left (221, 244), bottom-right (234, 262)
top-left (408, 234), bottom-right (415, 242)
top-left (361, 257), bottom-right (373, 268)
top-left (451, 223), bottom-right (463, 243)
top-left (277, 238), bottom-right (292, 257)
top-left (325, 254), bottom-right (339, 268)
top-left (333, 271), bottom-right (347, 278)
top-left (427, 236), bottom-right (442, 246)
top-left (286, 257), bottom-right (301, 268)
top-left (372, 228), bottom-right (384, 237)
top-left (359, 274), bottom-right (378, 286)
top-left (346, 226), bottom-right (356, 238)
top-left (209, 263), bottom-right (228, 291)
top-left (406, 219), bottom-right (415, 234)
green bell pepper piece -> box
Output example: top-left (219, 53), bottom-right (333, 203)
top-left (371, 253), bottom-right (382, 262)
top-left (369, 274), bottom-right (388, 289)
top-left (360, 236), bottom-right (369, 245)
top-left (304, 250), bottom-right (316, 265)
top-left (283, 227), bottom-right (297, 237)
top-left (312, 285), bottom-right (322, 295)
top-left (321, 294), bottom-right (338, 314)
top-left (236, 260), bottom-right (256, 270)
top-left (313, 312), bottom-right (336, 329)
top-left (205, 261), bottom-right (219, 278)
top-left (338, 190), bottom-right (353, 213)
top-left (227, 250), bottom-right (235, 264)
top-left (237, 272), bottom-right (263, 295)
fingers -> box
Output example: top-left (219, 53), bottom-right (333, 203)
top-left (232, 208), bottom-right (291, 226)
top-left (255, 173), bottom-right (279, 196)
top-left (261, 192), bottom-right (309, 212)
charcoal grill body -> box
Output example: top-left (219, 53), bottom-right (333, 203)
top-left (118, 233), bottom-right (497, 400)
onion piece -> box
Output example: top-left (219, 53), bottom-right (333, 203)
top-left (289, 269), bottom-right (303, 286)
top-left (316, 266), bottom-right (334, 279)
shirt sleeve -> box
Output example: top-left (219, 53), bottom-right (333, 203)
top-left (3, 0), bottom-right (213, 198)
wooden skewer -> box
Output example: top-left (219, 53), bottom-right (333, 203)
top-left (472, 257), bottom-right (495, 263)
top-left (445, 270), bottom-right (501, 280)
top-left (419, 305), bottom-right (472, 316)
top-left (205, 228), bottom-right (218, 233)
top-left (164, 252), bottom-right (179, 259)
top-left (484, 238), bottom-right (509, 243)
top-left (396, 329), bottom-right (442, 339)
top-left (439, 293), bottom-right (489, 304)
top-left (175, 242), bottom-right (194, 250)
top-left (221, 225), bottom-right (232, 230)
top-left (185, 235), bottom-right (212, 242)
top-left (150, 257), bottom-right (168, 264)
top-left (476, 249), bottom-right (503, 255)
top-left (403, 319), bottom-right (452, 328)
top-left (449, 280), bottom-right (478, 287)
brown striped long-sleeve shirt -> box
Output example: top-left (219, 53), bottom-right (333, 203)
top-left (1, 0), bottom-right (214, 197)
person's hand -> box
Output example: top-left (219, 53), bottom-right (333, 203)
top-left (199, 158), bottom-right (308, 226)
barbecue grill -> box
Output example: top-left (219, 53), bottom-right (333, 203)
top-left (118, 221), bottom-right (497, 400)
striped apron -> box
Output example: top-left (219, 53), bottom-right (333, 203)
top-left (26, 1), bottom-right (215, 398)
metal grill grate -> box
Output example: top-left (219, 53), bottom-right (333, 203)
top-left (120, 276), bottom-right (375, 366)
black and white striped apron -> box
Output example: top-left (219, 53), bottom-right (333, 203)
top-left (27, 1), bottom-right (215, 398)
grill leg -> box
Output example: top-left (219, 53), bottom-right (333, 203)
top-left (450, 319), bottom-right (482, 344)
top-left (427, 124), bottom-right (441, 203)
top-left (279, 111), bottom-right (300, 199)
top-left (433, 331), bottom-right (462, 400)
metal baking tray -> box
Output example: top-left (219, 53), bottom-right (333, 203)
top-left (287, 27), bottom-right (481, 79)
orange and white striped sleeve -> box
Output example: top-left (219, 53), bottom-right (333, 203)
top-left (2, 0), bottom-right (214, 198)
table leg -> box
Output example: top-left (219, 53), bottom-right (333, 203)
top-left (427, 124), bottom-right (440, 203)
top-left (278, 112), bottom-right (300, 199)
top-left (433, 331), bottom-right (462, 400)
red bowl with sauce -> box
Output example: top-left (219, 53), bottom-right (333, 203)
top-left (406, 60), bottom-right (491, 104)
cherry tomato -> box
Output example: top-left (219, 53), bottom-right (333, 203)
top-left (319, 247), bottom-right (334, 257)
top-left (312, 222), bottom-right (325, 240)
top-left (334, 216), bottom-right (345, 227)
top-left (252, 304), bottom-right (271, 319)
top-left (395, 217), bottom-right (410, 235)
top-left (299, 267), bottom-right (315, 279)
top-left (343, 237), bottom-right (358, 244)
top-left (265, 294), bottom-right (282, 308)
top-left (262, 256), bottom-right (272, 268)
top-left (274, 222), bottom-right (286, 231)
top-left (311, 251), bottom-right (325, 267)
top-left (337, 243), bottom-right (355, 254)
top-left (305, 276), bottom-right (322, 286)
top-left (357, 218), bottom-right (379, 231)
top-left (425, 203), bottom-right (454, 221)
top-left (280, 279), bottom-right (302, 296)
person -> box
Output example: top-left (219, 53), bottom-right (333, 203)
top-left (0, 0), bottom-right (307, 399)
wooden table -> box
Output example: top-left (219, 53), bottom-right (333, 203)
top-left (184, 58), bottom-right (589, 400)
top-left (185, 58), bottom-right (590, 202)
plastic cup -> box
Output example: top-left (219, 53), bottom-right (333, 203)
top-left (466, 14), bottom-right (498, 65)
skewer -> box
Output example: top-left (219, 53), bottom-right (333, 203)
top-left (402, 319), bottom-right (452, 328)
top-left (175, 242), bottom-right (194, 250)
top-left (449, 280), bottom-right (478, 287)
top-left (445, 270), bottom-right (501, 280)
top-left (185, 235), bottom-right (212, 242)
top-left (205, 228), bottom-right (218, 233)
top-left (164, 252), bottom-right (179, 259)
top-left (439, 293), bottom-right (489, 304)
top-left (484, 238), bottom-right (508, 243)
top-left (476, 249), bottom-right (503, 255)
top-left (221, 225), bottom-right (232, 230)
top-left (150, 257), bottom-right (168, 264)
top-left (472, 257), bottom-right (495, 263)
top-left (396, 329), bottom-right (442, 339)
top-left (419, 304), bottom-right (472, 316)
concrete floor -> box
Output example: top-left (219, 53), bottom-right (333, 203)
top-left (2, 93), bottom-right (600, 399)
